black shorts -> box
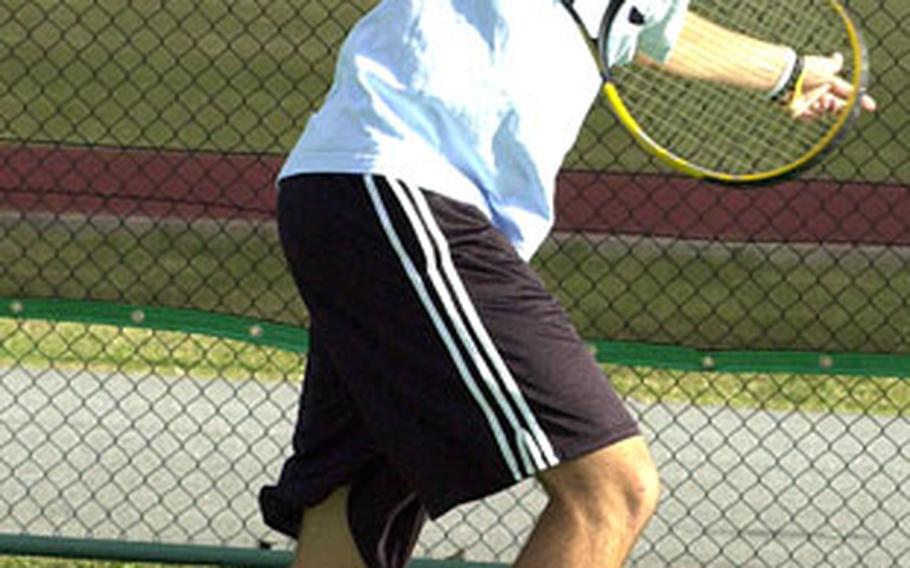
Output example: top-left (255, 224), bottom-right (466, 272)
top-left (259, 173), bottom-right (639, 567)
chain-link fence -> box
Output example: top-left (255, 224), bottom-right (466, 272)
top-left (1, 0), bottom-right (908, 566)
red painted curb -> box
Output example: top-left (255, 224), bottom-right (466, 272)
top-left (554, 171), bottom-right (910, 245)
top-left (0, 145), bottom-right (280, 220)
top-left (2, 145), bottom-right (909, 245)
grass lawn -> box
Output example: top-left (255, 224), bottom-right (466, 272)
top-left (0, 559), bottom-right (212, 568)
top-left (0, 0), bottom-right (370, 153)
top-left (4, 217), bottom-right (909, 355)
top-left (608, 363), bottom-right (910, 416)
top-left (0, 318), bottom-right (303, 383)
top-left (0, 215), bottom-right (302, 325)
top-left (2, 313), bottom-right (908, 418)
top-left (536, 234), bottom-right (910, 353)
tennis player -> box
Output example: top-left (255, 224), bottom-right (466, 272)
top-left (259, 1), bottom-right (875, 567)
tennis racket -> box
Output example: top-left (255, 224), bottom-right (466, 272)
top-left (568, 0), bottom-right (870, 184)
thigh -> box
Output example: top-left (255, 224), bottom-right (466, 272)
top-left (293, 486), bottom-right (364, 568)
top-left (293, 478), bottom-right (427, 568)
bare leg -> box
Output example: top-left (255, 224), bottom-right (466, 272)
top-left (514, 436), bottom-right (661, 568)
top-left (291, 486), bottom-right (366, 568)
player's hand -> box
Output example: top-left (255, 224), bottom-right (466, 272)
top-left (789, 52), bottom-right (876, 120)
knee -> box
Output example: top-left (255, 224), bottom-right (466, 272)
top-left (541, 437), bottom-right (661, 533)
top-left (621, 452), bottom-right (661, 527)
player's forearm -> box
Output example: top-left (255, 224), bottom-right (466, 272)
top-left (639, 11), bottom-right (794, 93)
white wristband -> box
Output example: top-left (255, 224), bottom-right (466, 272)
top-left (767, 47), bottom-right (799, 100)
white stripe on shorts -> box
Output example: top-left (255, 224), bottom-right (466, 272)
top-left (364, 175), bottom-right (525, 481)
top-left (392, 179), bottom-right (560, 471)
top-left (365, 174), bottom-right (560, 480)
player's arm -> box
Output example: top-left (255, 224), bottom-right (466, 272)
top-left (637, 10), bottom-right (877, 116)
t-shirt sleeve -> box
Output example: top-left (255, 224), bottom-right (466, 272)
top-left (571, 0), bottom-right (690, 67)
top-left (635, 0), bottom-right (690, 63)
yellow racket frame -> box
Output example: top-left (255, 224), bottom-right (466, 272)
top-left (602, 0), bottom-right (867, 184)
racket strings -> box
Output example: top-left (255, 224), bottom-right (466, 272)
top-left (621, 70), bottom-right (826, 169)
top-left (610, 0), bottom-right (857, 177)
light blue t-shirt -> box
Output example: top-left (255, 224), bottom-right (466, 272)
top-left (280, 0), bottom-right (689, 259)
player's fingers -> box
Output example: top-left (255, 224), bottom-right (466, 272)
top-left (795, 104), bottom-right (826, 122)
top-left (789, 83), bottom-right (831, 119)
top-left (790, 86), bottom-right (849, 121)
top-left (820, 92), bottom-right (846, 114)
top-left (828, 75), bottom-right (854, 98)
top-left (859, 91), bottom-right (878, 113)
top-left (826, 75), bottom-right (877, 113)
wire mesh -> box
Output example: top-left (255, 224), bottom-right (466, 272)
top-left (1, 0), bottom-right (908, 566)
